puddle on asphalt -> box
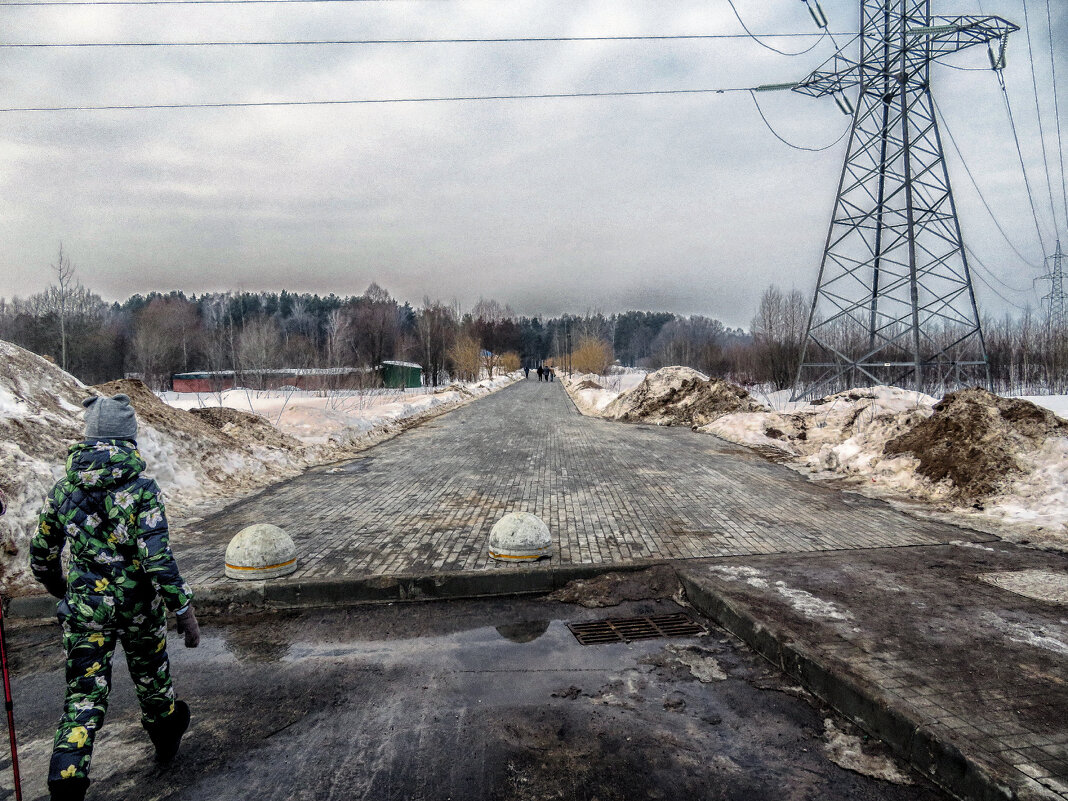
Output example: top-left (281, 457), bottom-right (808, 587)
top-left (494, 619), bottom-right (550, 643)
top-left (8, 598), bottom-right (949, 801)
top-left (185, 601), bottom-right (698, 671)
top-left (207, 616), bottom-right (678, 668)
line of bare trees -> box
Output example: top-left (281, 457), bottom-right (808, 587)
top-left (3, 248), bottom-right (1065, 394)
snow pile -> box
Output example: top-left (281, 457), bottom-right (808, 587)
top-left (822, 719), bottom-right (914, 785)
top-left (564, 369), bottom-right (647, 415)
top-left (189, 406), bottom-right (303, 451)
top-left (706, 385), bottom-right (1068, 548)
top-left (0, 341), bottom-right (88, 589)
top-left (705, 386), bottom-right (937, 492)
top-left (601, 367), bottom-right (765, 427)
top-left (884, 387), bottom-right (1068, 500)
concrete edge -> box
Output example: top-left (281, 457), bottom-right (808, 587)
top-left (4, 560), bottom-right (666, 621)
top-left (253, 561), bottom-right (662, 611)
top-left (676, 571), bottom-right (1018, 801)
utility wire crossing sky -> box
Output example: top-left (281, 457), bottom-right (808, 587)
top-left (0, 0), bottom-right (1063, 328)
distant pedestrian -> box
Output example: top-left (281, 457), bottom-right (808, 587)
top-left (547, 367), bottom-right (555, 382)
top-left (524, 366), bottom-right (530, 379)
top-left (31, 394), bottom-right (200, 801)
top-left (537, 366), bottom-right (544, 381)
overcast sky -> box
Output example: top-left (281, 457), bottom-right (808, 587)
top-left (0, 0), bottom-right (1064, 328)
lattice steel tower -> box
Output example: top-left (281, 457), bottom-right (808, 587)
top-left (1041, 240), bottom-right (1066, 333)
top-left (791, 2), bottom-right (1018, 399)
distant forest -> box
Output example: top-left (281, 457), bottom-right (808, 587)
top-left (2, 248), bottom-right (1065, 394)
top-left (0, 251), bottom-right (757, 388)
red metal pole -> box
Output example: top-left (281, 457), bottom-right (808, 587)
top-left (0, 602), bottom-right (23, 801)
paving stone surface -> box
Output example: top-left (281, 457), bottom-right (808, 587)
top-left (160, 377), bottom-right (1066, 801)
top-left (679, 542), bottom-right (1068, 801)
top-left (174, 378), bottom-right (987, 587)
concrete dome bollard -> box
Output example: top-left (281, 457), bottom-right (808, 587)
top-left (488, 512), bottom-right (552, 562)
top-left (225, 523), bottom-right (299, 580)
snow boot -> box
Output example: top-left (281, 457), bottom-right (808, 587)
top-left (144, 700), bottom-right (191, 763)
top-left (48, 777), bottom-right (89, 801)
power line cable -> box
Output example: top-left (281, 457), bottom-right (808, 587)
top-left (996, 69), bottom-right (1051, 253)
top-left (2, 0), bottom-right (412, 5)
top-left (0, 85), bottom-right (759, 113)
top-left (1021, 0), bottom-right (1060, 234)
top-left (933, 97), bottom-right (1042, 269)
top-left (724, 0), bottom-right (827, 56)
top-left (748, 90), bottom-right (849, 152)
top-left (968, 251), bottom-right (1031, 294)
top-left (965, 245), bottom-right (1033, 309)
top-left (938, 61), bottom-right (996, 72)
top-left (0, 32), bottom-right (849, 48)
top-left (1045, 0), bottom-right (1068, 233)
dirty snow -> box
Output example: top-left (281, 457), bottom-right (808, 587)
top-left (773, 582), bottom-right (853, 621)
top-left (599, 367), bottom-right (764, 427)
top-left (704, 566), bottom-right (852, 622)
top-left (978, 570), bottom-right (1068, 604)
top-left (565, 369), bottom-right (648, 416)
top-left (821, 719), bottom-right (915, 785)
top-left (0, 338), bottom-right (517, 593)
top-left (664, 644), bottom-right (727, 682)
top-left (980, 612), bottom-right (1068, 656)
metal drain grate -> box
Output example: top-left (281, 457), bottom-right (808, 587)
top-left (568, 613), bottom-right (708, 645)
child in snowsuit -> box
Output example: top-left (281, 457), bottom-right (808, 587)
top-left (30, 393), bottom-right (201, 801)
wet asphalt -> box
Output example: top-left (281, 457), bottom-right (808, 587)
top-left (1, 597), bottom-right (951, 801)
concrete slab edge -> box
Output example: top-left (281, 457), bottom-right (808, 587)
top-left (5, 561), bottom-right (665, 620)
top-left (677, 572), bottom-right (1025, 801)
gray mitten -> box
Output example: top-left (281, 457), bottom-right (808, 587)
top-left (176, 607), bottom-right (201, 648)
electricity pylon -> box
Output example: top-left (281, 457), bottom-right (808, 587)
top-left (1041, 240), bottom-right (1066, 333)
top-left (790, 2), bottom-right (1018, 400)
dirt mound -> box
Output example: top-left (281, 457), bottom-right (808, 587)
top-left (576, 379), bottom-right (603, 391)
top-left (93, 378), bottom-right (237, 447)
top-left (546, 565), bottom-right (682, 608)
top-left (190, 406), bottom-right (302, 450)
top-left (605, 367), bottom-right (763, 427)
top-left (884, 387), bottom-right (1068, 499)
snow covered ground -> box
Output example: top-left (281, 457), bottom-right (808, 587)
top-left (159, 379), bottom-right (515, 448)
top-left (564, 369), bottom-right (1068, 552)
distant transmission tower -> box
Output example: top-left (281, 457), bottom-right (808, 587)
top-left (790, 3), bottom-right (1018, 400)
top-left (1041, 240), bottom-right (1067, 332)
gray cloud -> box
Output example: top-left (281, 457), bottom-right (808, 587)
top-left (0, 0), bottom-right (1063, 329)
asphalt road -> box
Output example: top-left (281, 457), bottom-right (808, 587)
top-left (3, 597), bottom-right (951, 801)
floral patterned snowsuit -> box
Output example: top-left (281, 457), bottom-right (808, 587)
top-left (30, 439), bottom-right (194, 784)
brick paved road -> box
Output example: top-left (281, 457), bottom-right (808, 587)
top-left (175, 379), bottom-right (984, 587)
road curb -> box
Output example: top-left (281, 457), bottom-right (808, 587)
top-left (6, 561), bottom-right (664, 620)
top-left (676, 571), bottom-right (1016, 801)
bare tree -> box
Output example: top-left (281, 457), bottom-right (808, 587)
top-left (237, 317), bottom-right (282, 386)
top-left (751, 286), bottom-right (808, 390)
top-left (571, 336), bottom-right (614, 376)
top-left (448, 333), bottom-right (481, 382)
top-left (50, 244), bottom-right (77, 371)
top-left (416, 299), bottom-right (457, 386)
top-left (349, 283), bottom-right (401, 368)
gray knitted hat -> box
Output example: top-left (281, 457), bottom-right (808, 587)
top-left (83, 394), bottom-right (138, 440)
